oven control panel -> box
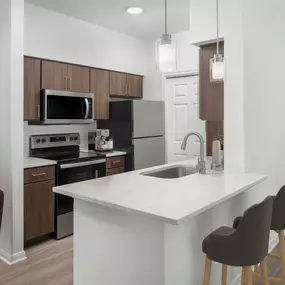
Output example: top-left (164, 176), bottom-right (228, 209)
top-left (30, 133), bottom-right (80, 149)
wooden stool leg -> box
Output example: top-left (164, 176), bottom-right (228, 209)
top-left (244, 267), bottom-right (253, 285)
top-left (254, 265), bottom-right (258, 272)
top-left (240, 268), bottom-right (245, 285)
top-left (279, 230), bottom-right (285, 285)
top-left (203, 256), bottom-right (212, 285)
top-left (261, 259), bottom-right (269, 285)
top-left (222, 264), bottom-right (227, 285)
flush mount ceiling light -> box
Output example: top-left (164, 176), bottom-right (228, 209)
top-left (155, 0), bottom-right (177, 73)
top-left (126, 7), bottom-right (144, 15)
top-left (210, 0), bottom-right (225, 82)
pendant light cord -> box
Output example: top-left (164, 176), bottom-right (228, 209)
top-left (216, 0), bottom-right (219, 55)
top-left (165, 0), bottom-right (168, 35)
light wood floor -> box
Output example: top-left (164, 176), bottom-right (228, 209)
top-left (0, 235), bottom-right (283, 285)
top-left (0, 237), bottom-right (73, 285)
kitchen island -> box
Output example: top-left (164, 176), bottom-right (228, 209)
top-left (53, 159), bottom-right (267, 285)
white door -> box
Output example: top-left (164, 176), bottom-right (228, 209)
top-left (165, 75), bottom-right (206, 163)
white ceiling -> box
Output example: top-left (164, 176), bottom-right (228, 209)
top-left (24, 0), bottom-right (190, 40)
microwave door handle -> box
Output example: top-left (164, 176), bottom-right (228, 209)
top-left (84, 98), bottom-right (89, 119)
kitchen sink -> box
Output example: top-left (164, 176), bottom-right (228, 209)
top-left (141, 165), bottom-right (198, 179)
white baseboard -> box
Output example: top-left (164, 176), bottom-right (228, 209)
top-left (0, 248), bottom-right (26, 265)
top-left (229, 234), bottom-right (279, 285)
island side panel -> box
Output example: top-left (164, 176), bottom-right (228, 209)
top-left (73, 199), bottom-right (165, 285)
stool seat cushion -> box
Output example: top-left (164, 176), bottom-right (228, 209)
top-left (203, 227), bottom-right (235, 253)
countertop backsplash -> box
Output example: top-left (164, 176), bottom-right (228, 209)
top-left (24, 121), bottom-right (97, 156)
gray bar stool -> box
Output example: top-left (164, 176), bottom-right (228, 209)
top-left (202, 196), bottom-right (274, 285)
top-left (234, 185), bottom-right (285, 284)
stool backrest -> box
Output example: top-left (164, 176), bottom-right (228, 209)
top-left (271, 185), bottom-right (285, 230)
top-left (234, 196), bottom-right (274, 265)
top-left (0, 190), bottom-right (4, 231)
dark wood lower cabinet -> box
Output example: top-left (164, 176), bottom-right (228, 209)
top-left (24, 179), bottom-right (55, 243)
top-left (106, 167), bottom-right (125, 176)
top-left (106, 156), bottom-right (125, 176)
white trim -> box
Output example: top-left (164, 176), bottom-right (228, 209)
top-left (0, 248), bottom-right (26, 265)
top-left (164, 69), bottom-right (199, 79)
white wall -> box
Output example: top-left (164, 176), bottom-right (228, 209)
top-left (24, 4), bottom-right (150, 75)
top-left (190, 0), bottom-right (227, 45)
top-left (188, 0), bottom-right (285, 284)
top-left (172, 31), bottom-right (199, 71)
top-left (0, 0), bottom-right (25, 264)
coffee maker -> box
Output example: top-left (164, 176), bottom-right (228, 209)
top-left (89, 129), bottom-right (113, 152)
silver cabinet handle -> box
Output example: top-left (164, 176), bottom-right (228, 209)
top-left (32, 172), bottom-right (47, 177)
top-left (69, 77), bottom-right (72, 91)
top-left (125, 84), bottom-right (128, 95)
top-left (112, 160), bottom-right (121, 164)
top-left (64, 77), bottom-right (67, 90)
top-left (37, 105), bottom-right (40, 119)
top-left (60, 159), bottom-right (106, 169)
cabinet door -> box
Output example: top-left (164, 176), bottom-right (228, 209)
top-left (127, 74), bottom-right (143, 98)
top-left (199, 42), bottom-right (224, 121)
top-left (24, 57), bottom-right (41, 121)
top-left (41, 60), bottom-right (68, 91)
top-left (24, 180), bottom-right (55, 242)
top-left (90, 69), bottom-right (110, 120)
top-left (110, 71), bottom-right (127, 97)
top-left (106, 167), bottom-right (125, 176)
top-left (67, 65), bottom-right (90, 93)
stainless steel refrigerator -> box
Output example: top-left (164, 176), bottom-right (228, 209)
top-left (98, 100), bottom-right (165, 171)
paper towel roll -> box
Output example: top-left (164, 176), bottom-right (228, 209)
top-left (212, 140), bottom-right (222, 165)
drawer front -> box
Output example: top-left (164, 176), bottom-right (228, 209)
top-left (106, 167), bottom-right (125, 176)
top-left (24, 166), bottom-right (55, 184)
top-left (106, 156), bottom-right (125, 169)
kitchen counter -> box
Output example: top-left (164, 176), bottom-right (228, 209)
top-left (55, 159), bottom-right (267, 285)
top-left (24, 157), bottom-right (57, 169)
top-left (53, 159), bottom-right (267, 225)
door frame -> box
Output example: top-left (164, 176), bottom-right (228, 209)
top-left (163, 70), bottom-right (199, 162)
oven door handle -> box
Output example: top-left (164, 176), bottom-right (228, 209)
top-left (84, 98), bottom-right (89, 119)
top-left (60, 159), bottom-right (106, 169)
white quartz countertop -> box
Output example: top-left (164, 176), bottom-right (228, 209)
top-left (24, 157), bottom-right (57, 169)
top-left (53, 159), bottom-right (267, 225)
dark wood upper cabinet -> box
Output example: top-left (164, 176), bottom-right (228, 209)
top-left (90, 68), bottom-right (110, 120)
top-left (110, 71), bottom-right (143, 98)
top-left (110, 71), bottom-right (127, 97)
top-left (41, 60), bottom-right (68, 91)
top-left (199, 42), bottom-right (224, 121)
top-left (67, 65), bottom-right (90, 93)
top-left (41, 60), bottom-right (90, 93)
top-left (24, 57), bottom-right (41, 121)
top-left (127, 74), bottom-right (142, 98)
top-left (24, 179), bottom-right (55, 242)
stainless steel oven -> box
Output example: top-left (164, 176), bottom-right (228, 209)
top-left (56, 158), bottom-right (106, 239)
top-left (30, 133), bottom-right (106, 240)
top-left (40, 90), bottom-right (94, 124)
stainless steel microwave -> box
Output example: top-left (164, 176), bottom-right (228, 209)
top-left (40, 90), bottom-right (94, 124)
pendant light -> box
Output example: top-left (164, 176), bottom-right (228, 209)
top-left (156, 0), bottom-right (177, 73)
top-left (210, 0), bottom-right (225, 82)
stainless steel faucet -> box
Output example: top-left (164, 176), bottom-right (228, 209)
top-left (181, 132), bottom-right (206, 174)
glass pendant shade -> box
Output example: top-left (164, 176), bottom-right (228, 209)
top-left (210, 54), bottom-right (225, 82)
top-left (156, 34), bottom-right (177, 73)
